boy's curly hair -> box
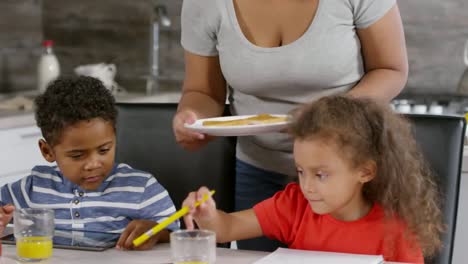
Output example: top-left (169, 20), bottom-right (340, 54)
top-left (34, 76), bottom-right (117, 146)
top-left (289, 95), bottom-right (443, 258)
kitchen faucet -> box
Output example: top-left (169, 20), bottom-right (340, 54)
top-left (147, 5), bottom-right (172, 95)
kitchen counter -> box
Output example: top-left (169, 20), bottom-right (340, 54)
top-left (0, 111), bottom-right (36, 130)
top-left (463, 146), bottom-right (468, 172)
top-left (2, 90), bottom-right (468, 168)
top-left (116, 90), bottom-right (182, 103)
top-left (0, 91), bottom-right (182, 130)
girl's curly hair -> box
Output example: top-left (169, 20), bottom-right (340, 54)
top-left (289, 95), bottom-right (443, 258)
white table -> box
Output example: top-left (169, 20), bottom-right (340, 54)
top-left (0, 243), bottom-right (268, 264)
top-left (0, 243), bottom-right (405, 264)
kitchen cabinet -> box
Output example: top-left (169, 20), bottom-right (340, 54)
top-left (0, 125), bottom-right (49, 187)
top-left (453, 172), bottom-right (468, 264)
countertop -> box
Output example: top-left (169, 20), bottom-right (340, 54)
top-left (463, 146), bottom-right (468, 172)
top-left (0, 91), bottom-right (182, 130)
top-left (0, 243), bottom-right (269, 264)
top-left (0, 243), bottom-right (407, 264)
top-left (0, 112), bottom-right (36, 130)
top-left (2, 91), bottom-right (468, 174)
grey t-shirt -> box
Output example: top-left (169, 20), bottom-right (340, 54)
top-left (181, 0), bottom-right (396, 176)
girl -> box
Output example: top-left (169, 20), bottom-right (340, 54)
top-left (182, 96), bottom-right (443, 263)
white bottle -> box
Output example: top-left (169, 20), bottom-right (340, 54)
top-left (37, 40), bottom-right (60, 93)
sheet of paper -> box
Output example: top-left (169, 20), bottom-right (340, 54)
top-left (254, 248), bottom-right (384, 264)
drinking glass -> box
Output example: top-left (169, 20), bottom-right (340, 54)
top-left (170, 229), bottom-right (216, 264)
top-left (14, 208), bottom-right (54, 262)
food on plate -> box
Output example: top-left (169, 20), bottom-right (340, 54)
top-left (202, 114), bottom-right (287, 127)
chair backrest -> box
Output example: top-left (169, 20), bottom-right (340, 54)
top-left (406, 114), bottom-right (465, 264)
top-left (115, 103), bottom-right (236, 214)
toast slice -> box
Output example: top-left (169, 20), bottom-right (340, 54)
top-left (202, 114), bottom-right (288, 127)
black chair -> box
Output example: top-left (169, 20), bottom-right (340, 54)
top-left (406, 114), bottom-right (466, 264)
top-left (115, 103), bottom-right (236, 215)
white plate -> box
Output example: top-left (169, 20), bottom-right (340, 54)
top-left (184, 114), bottom-right (290, 136)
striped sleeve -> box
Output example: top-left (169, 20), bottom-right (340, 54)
top-left (0, 182), bottom-right (14, 206)
top-left (138, 176), bottom-right (179, 231)
top-left (0, 175), bottom-right (34, 209)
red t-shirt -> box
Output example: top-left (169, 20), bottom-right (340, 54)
top-left (253, 183), bottom-right (424, 263)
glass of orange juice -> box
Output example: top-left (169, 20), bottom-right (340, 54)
top-left (170, 230), bottom-right (216, 264)
top-left (14, 208), bottom-right (54, 262)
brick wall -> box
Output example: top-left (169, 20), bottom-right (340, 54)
top-left (0, 0), bottom-right (467, 94)
top-left (0, 0), bottom-right (42, 92)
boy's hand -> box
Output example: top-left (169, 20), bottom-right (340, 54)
top-left (116, 219), bottom-right (168, 250)
top-left (0, 204), bottom-right (15, 233)
top-left (182, 186), bottom-right (217, 230)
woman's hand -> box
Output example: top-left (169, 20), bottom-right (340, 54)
top-left (173, 109), bottom-right (214, 151)
top-left (116, 219), bottom-right (169, 250)
top-left (182, 187), bottom-right (218, 230)
top-left (0, 204), bottom-right (15, 232)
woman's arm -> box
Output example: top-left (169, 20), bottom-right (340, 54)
top-left (177, 51), bottom-right (227, 118)
top-left (173, 51), bottom-right (227, 150)
top-left (349, 5), bottom-right (408, 103)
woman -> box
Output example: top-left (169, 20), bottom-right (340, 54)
top-left (173, 0), bottom-right (408, 251)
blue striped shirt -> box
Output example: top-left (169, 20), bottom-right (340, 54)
top-left (0, 163), bottom-right (179, 233)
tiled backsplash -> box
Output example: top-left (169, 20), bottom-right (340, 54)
top-left (0, 0), bottom-right (467, 94)
top-left (42, 0), bottom-right (153, 92)
top-left (0, 0), bottom-right (42, 93)
top-left (398, 0), bottom-right (468, 94)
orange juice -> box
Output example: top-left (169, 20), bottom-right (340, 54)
top-left (16, 236), bottom-right (52, 260)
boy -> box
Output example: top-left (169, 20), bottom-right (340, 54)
top-left (0, 76), bottom-right (177, 250)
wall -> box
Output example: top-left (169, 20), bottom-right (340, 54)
top-left (0, 0), bottom-right (182, 93)
top-left (0, 0), bottom-right (467, 94)
top-left (158, 0), bottom-right (183, 82)
top-left (398, 0), bottom-right (468, 94)
top-left (42, 0), bottom-right (152, 92)
top-left (0, 0), bottom-right (42, 93)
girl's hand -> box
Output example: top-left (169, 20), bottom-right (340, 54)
top-left (182, 187), bottom-right (218, 230)
top-left (173, 110), bottom-right (214, 151)
top-left (0, 204), bottom-right (15, 231)
top-left (116, 219), bottom-right (168, 250)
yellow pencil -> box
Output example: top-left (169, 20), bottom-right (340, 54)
top-left (132, 190), bottom-right (215, 247)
